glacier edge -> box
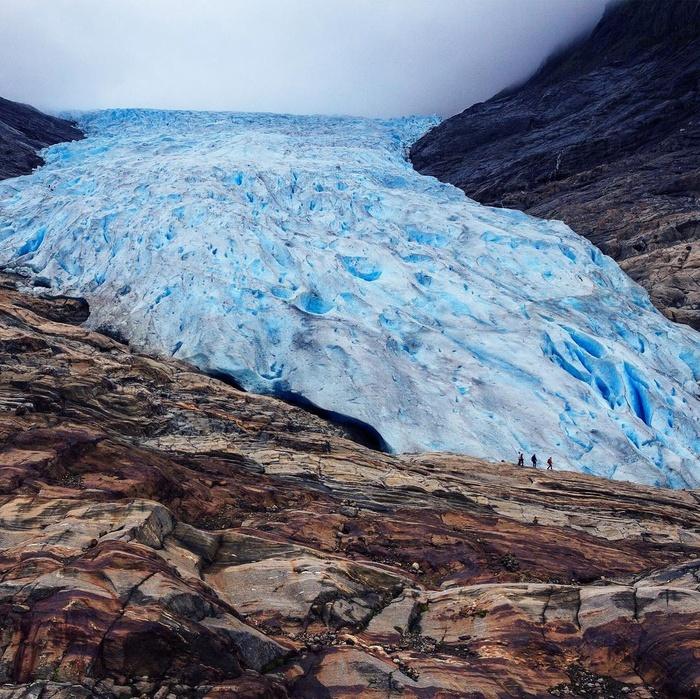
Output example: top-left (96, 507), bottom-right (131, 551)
top-left (0, 109), bottom-right (698, 488)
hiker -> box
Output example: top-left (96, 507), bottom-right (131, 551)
top-left (547, 456), bottom-right (553, 470)
top-left (517, 452), bottom-right (524, 467)
top-left (531, 454), bottom-right (537, 468)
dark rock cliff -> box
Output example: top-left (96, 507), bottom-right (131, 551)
top-left (411, 0), bottom-right (700, 330)
top-left (0, 96), bottom-right (83, 180)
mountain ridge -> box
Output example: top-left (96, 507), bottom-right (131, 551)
top-left (411, 0), bottom-right (700, 330)
top-left (0, 95), bottom-right (83, 180)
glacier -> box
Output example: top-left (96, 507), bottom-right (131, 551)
top-left (0, 109), bottom-right (699, 488)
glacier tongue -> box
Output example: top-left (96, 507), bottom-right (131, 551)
top-left (0, 109), bottom-right (699, 487)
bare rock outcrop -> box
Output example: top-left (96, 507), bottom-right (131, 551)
top-left (0, 96), bottom-right (83, 180)
top-left (0, 271), bottom-right (698, 697)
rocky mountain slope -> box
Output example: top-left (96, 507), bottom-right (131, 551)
top-left (411, 0), bottom-right (700, 330)
top-left (0, 96), bottom-right (83, 180)
top-left (2, 110), bottom-right (699, 487)
top-left (0, 272), bottom-right (698, 698)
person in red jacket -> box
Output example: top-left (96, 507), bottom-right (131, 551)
top-left (547, 456), bottom-right (553, 470)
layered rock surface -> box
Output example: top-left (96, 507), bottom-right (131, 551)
top-left (0, 272), bottom-right (698, 698)
top-left (411, 0), bottom-right (700, 330)
top-left (0, 96), bottom-right (83, 180)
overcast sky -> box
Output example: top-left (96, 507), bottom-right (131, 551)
top-left (0, 0), bottom-right (608, 118)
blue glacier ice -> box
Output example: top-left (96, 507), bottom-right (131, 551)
top-left (0, 109), bottom-right (699, 487)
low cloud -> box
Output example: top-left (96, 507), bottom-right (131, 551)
top-left (0, 0), bottom-right (607, 117)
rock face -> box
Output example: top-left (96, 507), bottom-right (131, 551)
top-left (411, 0), bottom-right (700, 330)
top-left (0, 96), bottom-right (83, 180)
top-left (0, 271), bottom-right (698, 698)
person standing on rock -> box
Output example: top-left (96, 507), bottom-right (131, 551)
top-left (547, 456), bottom-right (553, 470)
top-left (517, 452), bottom-right (524, 467)
top-left (531, 454), bottom-right (537, 468)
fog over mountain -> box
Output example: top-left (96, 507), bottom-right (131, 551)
top-left (0, 0), bottom-right (607, 117)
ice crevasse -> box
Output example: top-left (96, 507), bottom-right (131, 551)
top-left (0, 109), bottom-right (699, 487)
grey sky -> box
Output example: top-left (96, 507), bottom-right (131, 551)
top-left (0, 0), bottom-right (608, 118)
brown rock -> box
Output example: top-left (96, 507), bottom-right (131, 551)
top-left (0, 273), bottom-right (696, 697)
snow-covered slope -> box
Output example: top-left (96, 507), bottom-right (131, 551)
top-left (0, 109), bottom-right (698, 487)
